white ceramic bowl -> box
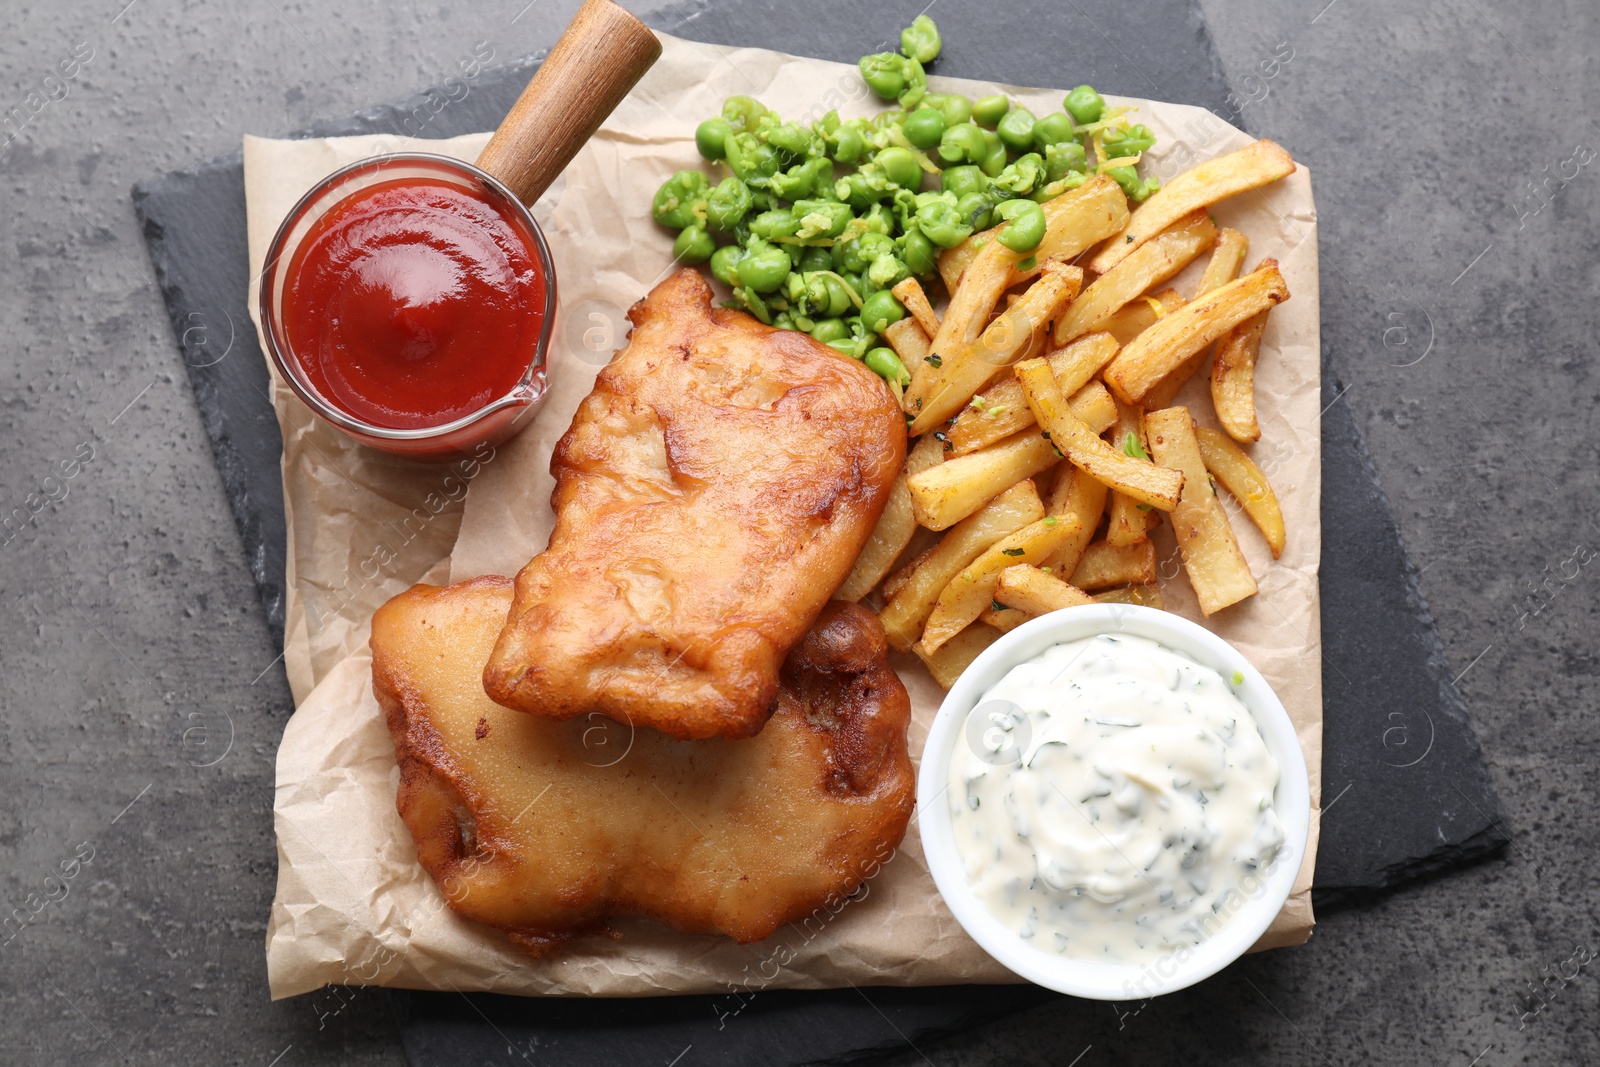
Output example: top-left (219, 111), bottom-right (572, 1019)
top-left (917, 604), bottom-right (1311, 1000)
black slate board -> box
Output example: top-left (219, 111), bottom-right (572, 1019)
top-left (131, 0), bottom-right (1507, 1062)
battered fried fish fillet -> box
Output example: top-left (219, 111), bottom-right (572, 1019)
top-left (483, 268), bottom-right (906, 740)
top-left (373, 577), bottom-right (914, 956)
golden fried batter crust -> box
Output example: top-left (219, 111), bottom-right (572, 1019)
top-left (373, 578), bottom-right (914, 956)
top-left (483, 269), bottom-right (906, 739)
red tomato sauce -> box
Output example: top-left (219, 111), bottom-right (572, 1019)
top-left (281, 177), bottom-right (545, 429)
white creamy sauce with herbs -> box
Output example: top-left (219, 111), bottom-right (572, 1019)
top-left (947, 633), bottom-right (1285, 964)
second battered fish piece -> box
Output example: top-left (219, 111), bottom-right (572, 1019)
top-left (374, 578), bottom-right (914, 955)
top-left (484, 268), bottom-right (906, 739)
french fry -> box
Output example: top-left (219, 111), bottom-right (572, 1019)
top-left (905, 432), bottom-right (947, 477)
top-left (948, 378), bottom-right (1116, 456)
top-left (1099, 289), bottom-right (1186, 346)
top-left (909, 237), bottom-right (1021, 418)
top-left (1105, 399), bottom-right (1160, 546)
top-left (1102, 261), bottom-right (1289, 406)
top-left (920, 516), bottom-right (1082, 653)
top-left (1211, 308), bottom-right (1269, 442)
top-left (879, 480), bottom-right (1043, 651)
top-left (1199, 228), bottom-right (1250, 294)
top-left (994, 564), bottom-right (1095, 615)
top-left (938, 174), bottom-right (1130, 293)
top-left (1093, 584), bottom-right (1166, 609)
top-left (1041, 463), bottom-right (1107, 576)
top-left (909, 260), bottom-right (1084, 435)
top-left (1015, 358), bottom-right (1183, 510)
top-left (1052, 211), bottom-right (1217, 345)
top-left (1070, 540), bottom-right (1158, 591)
top-left (1144, 407), bottom-right (1257, 614)
top-left (1088, 140), bottom-right (1296, 274)
top-left (978, 604), bottom-right (1031, 632)
top-left (906, 428), bottom-right (1060, 531)
top-left (891, 277), bottom-right (941, 338)
top-left (915, 623), bottom-right (1002, 689)
top-left (1196, 427), bottom-right (1286, 558)
top-left (835, 475), bottom-right (916, 602)
top-left (887, 317), bottom-right (936, 397)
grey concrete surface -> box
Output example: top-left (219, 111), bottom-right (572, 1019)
top-left (0, 2), bottom-right (1593, 1066)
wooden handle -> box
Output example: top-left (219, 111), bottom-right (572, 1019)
top-left (476, 0), bottom-right (661, 205)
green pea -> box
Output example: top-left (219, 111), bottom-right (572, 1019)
top-left (750, 208), bottom-right (801, 239)
top-left (923, 92), bottom-right (972, 128)
top-left (1063, 85), bottom-right (1105, 126)
top-left (860, 290), bottom-right (906, 334)
top-left (995, 199), bottom-right (1047, 253)
top-left (772, 312), bottom-right (796, 330)
top-left (866, 253), bottom-right (911, 291)
top-left (1043, 141), bottom-right (1088, 182)
top-left (862, 203), bottom-right (896, 234)
top-left (832, 124), bottom-right (867, 164)
top-left (937, 122), bottom-right (988, 165)
top-left (973, 94), bottom-right (1010, 127)
top-left (915, 199), bottom-right (974, 248)
top-left (709, 244), bottom-right (742, 286)
top-left (1032, 112), bottom-right (1076, 150)
top-left (897, 55), bottom-right (927, 110)
top-left (1108, 165), bottom-right (1160, 203)
top-left (724, 133), bottom-right (779, 184)
top-left (766, 121), bottom-right (816, 157)
top-left (706, 175), bottom-right (753, 231)
top-left (903, 107), bottom-right (946, 150)
top-left (938, 164), bottom-right (981, 200)
top-left (859, 52), bottom-right (909, 101)
top-left (980, 134), bottom-right (1009, 178)
top-left (865, 347), bottom-right (911, 387)
top-left (837, 171), bottom-right (890, 211)
top-left (722, 95), bottom-right (769, 133)
top-left (840, 271), bottom-right (866, 301)
top-left (876, 146), bottom-right (923, 190)
top-left (899, 14), bottom-right (942, 64)
top-left (695, 118), bottom-right (731, 161)
top-left (899, 227), bottom-right (937, 277)
top-left (651, 170), bottom-right (710, 230)
top-left (671, 225), bottom-right (714, 264)
top-left (957, 190), bottom-right (994, 232)
top-left (996, 107), bottom-right (1036, 153)
top-left (793, 199), bottom-right (854, 239)
top-left (822, 274), bottom-right (853, 317)
top-left (810, 318), bottom-right (850, 344)
top-left (799, 247), bottom-right (832, 273)
top-left (736, 239), bottom-right (793, 293)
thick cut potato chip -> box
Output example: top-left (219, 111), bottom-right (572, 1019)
top-left (1212, 308), bottom-right (1269, 442)
top-left (835, 475), bottom-right (917, 602)
top-left (891, 277), bottom-right (941, 339)
top-left (905, 431), bottom-right (948, 477)
top-left (938, 175), bottom-right (1129, 293)
top-left (1103, 261), bottom-right (1289, 406)
top-left (887, 318), bottom-right (936, 397)
top-left (909, 238), bottom-right (1022, 417)
top-left (978, 604), bottom-right (1031, 632)
top-left (1052, 211), bottom-right (1217, 346)
top-left (1088, 139), bottom-right (1295, 274)
top-left (1199, 228), bottom-right (1250, 294)
top-left (920, 517), bottom-right (1081, 653)
top-left (1105, 398), bottom-right (1161, 547)
top-left (1098, 289), bottom-right (1186, 347)
top-left (1144, 407), bottom-right (1258, 614)
top-left (915, 623), bottom-right (1002, 689)
top-left (1015, 358), bottom-right (1183, 510)
top-left (879, 480), bottom-right (1043, 650)
top-left (1041, 463), bottom-right (1108, 576)
top-left (994, 563), bottom-right (1095, 615)
top-left (1196, 427), bottom-right (1286, 558)
top-left (948, 378), bottom-right (1116, 457)
top-left (1093, 584), bottom-right (1166, 608)
top-left (906, 429), bottom-right (1060, 531)
top-left (909, 261), bottom-right (1083, 435)
top-left (1070, 539), bottom-right (1157, 591)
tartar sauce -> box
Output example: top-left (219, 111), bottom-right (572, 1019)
top-left (947, 633), bottom-right (1285, 964)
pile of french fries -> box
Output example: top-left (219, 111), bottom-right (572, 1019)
top-left (834, 140), bottom-right (1299, 688)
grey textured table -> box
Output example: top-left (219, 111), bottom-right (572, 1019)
top-left (2, 1), bottom-right (1595, 1065)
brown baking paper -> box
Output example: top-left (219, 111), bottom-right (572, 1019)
top-left (251, 34), bottom-right (1322, 1000)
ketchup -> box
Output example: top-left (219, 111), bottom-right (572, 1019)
top-left (281, 177), bottom-right (546, 429)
